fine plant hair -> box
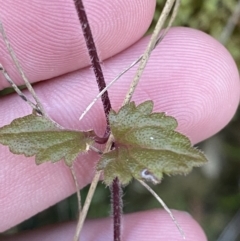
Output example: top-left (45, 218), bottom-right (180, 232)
top-left (0, 1), bottom-right (208, 241)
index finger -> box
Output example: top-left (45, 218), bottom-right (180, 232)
top-left (0, 0), bottom-right (156, 89)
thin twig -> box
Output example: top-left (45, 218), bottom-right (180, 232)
top-left (80, 0), bottom-right (181, 119)
top-left (73, 170), bottom-right (102, 241)
top-left (0, 64), bottom-right (40, 112)
top-left (79, 57), bottom-right (141, 120)
top-left (73, 1), bottom-right (121, 240)
top-left (73, 134), bottom-right (115, 241)
top-left (0, 61), bottom-right (64, 127)
top-left (123, 0), bottom-right (179, 105)
top-left (155, 0), bottom-right (181, 47)
top-left (70, 166), bottom-right (82, 215)
top-left (74, 1), bottom-right (181, 240)
top-left (0, 21), bottom-right (45, 116)
top-left (138, 179), bottom-right (185, 239)
top-left (73, 0), bottom-right (111, 134)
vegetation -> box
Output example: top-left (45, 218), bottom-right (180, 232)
top-left (1, 1), bottom-right (240, 241)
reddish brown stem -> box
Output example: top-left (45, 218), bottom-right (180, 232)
top-left (73, 1), bottom-right (122, 241)
top-left (73, 0), bottom-right (111, 135)
top-left (111, 177), bottom-right (122, 241)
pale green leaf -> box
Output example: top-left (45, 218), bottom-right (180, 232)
top-left (97, 101), bottom-right (207, 185)
top-left (0, 114), bottom-right (94, 166)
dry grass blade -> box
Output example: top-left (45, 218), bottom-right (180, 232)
top-left (0, 21), bottom-right (45, 116)
top-left (0, 1), bottom-right (181, 240)
top-left (76, 0), bottom-right (181, 239)
top-left (79, 57), bottom-right (141, 120)
top-left (155, 0), bottom-right (180, 46)
top-left (70, 166), bottom-right (82, 214)
top-left (73, 134), bottom-right (115, 241)
top-left (0, 64), bottom-right (39, 111)
top-left (123, 0), bottom-right (180, 105)
top-left (73, 170), bottom-right (102, 241)
top-left (138, 179), bottom-right (185, 239)
top-left (79, 0), bottom-right (180, 120)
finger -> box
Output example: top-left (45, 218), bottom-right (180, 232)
top-left (2, 210), bottom-right (207, 241)
top-left (0, 0), bottom-right (155, 89)
top-left (0, 27), bottom-right (239, 232)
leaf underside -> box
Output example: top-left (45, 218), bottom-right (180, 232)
top-left (97, 101), bottom-right (207, 185)
top-left (0, 114), bottom-right (94, 166)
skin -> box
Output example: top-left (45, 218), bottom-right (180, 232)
top-left (0, 0), bottom-right (239, 240)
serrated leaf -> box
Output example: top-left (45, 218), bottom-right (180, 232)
top-left (0, 114), bottom-right (94, 166)
top-left (97, 101), bottom-right (207, 185)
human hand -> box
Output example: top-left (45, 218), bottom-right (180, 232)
top-left (0, 0), bottom-right (239, 240)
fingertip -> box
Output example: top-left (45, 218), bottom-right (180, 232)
top-left (120, 210), bottom-right (207, 241)
top-left (107, 27), bottom-right (240, 144)
top-left (0, 0), bottom-right (156, 88)
top-left (3, 210), bottom-right (207, 241)
top-left (160, 27), bottom-right (240, 144)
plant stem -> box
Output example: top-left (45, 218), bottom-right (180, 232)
top-left (70, 166), bottom-right (82, 214)
top-left (138, 179), bottom-right (185, 239)
top-left (123, 0), bottom-right (179, 105)
top-left (73, 170), bottom-right (102, 241)
top-left (73, 1), bottom-right (122, 241)
top-left (73, 0), bottom-right (111, 134)
top-left (111, 177), bottom-right (122, 241)
top-left (0, 22), bottom-right (45, 116)
top-left (0, 64), bottom-right (40, 113)
top-left (79, 0), bottom-right (181, 118)
top-left (73, 134), bottom-right (114, 241)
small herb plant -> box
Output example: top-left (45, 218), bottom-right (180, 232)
top-left (0, 1), bottom-right (207, 240)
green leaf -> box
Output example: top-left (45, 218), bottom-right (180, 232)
top-left (0, 114), bottom-right (94, 166)
top-left (97, 101), bottom-right (207, 185)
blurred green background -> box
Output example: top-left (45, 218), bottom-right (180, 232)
top-left (1, 1), bottom-right (240, 240)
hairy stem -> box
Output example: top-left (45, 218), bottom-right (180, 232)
top-left (73, 1), bottom-right (122, 241)
top-left (73, 0), bottom-right (111, 134)
top-left (111, 177), bottom-right (122, 241)
top-left (79, 0), bottom-right (181, 119)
